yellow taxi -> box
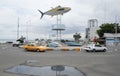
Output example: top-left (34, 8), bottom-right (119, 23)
top-left (23, 43), bottom-right (46, 52)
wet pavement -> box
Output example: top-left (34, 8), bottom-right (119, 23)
top-left (6, 65), bottom-right (85, 76)
top-left (0, 43), bottom-right (120, 76)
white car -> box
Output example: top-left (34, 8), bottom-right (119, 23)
top-left (84, 44), bottom-right (107, 52)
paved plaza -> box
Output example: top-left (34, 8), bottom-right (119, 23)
top-left (0, 43), bottom-right (120, 76)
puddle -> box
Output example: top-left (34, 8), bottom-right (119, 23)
top-left (6, 65), bottom-right (85, 76)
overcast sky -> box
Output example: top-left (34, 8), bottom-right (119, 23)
top-left (0, 0), bottom-right (120, 40)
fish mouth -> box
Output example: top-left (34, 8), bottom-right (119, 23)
top-left (66, 7), bottom-right (71, 11)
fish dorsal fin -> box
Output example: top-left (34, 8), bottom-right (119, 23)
top-left (57, 5), bottom-right (61, 7)
top-left (56, 5), bottom-right (61, 9)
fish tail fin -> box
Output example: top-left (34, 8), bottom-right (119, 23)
top-left (38, 9), bottom-right (44, 19)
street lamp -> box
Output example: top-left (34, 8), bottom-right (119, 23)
top-left (26, 20), bottom-right (31, 41)
top-left (17, 17), bottom-right (20, 40)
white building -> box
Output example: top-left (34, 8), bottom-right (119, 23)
top-left (89, 26), bottom-right (99, 39)
top-left (86, 19), bottom-right (99, 41)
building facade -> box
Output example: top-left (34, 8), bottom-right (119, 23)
top-left (85, 19), bottom-right (99, 41)
top-left (104, 33), bottom-right (120, 45)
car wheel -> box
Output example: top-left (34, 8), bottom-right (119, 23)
top-left (86, 50), bottom-right (90, 52)
top-left (86, 50), bottom-right (88, 52)
top-left (103, 49), bottom-right (106, 52)
top-left (13, 44), bottom-right (15, 47)
top-left (25, 48), bottom-right (28, 51)
top-left (93, 49), bottom-right (96, 52)
top-left (36, 49), bottom-right (40, 52)
top-left (13, 44), bottom-right (16, 47)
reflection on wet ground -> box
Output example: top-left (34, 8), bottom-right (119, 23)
top-left (6, 65), bottom-right (85, 76)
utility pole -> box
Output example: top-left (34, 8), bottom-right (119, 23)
top-left (26, 20), bottom-right (31, 41)
top-left (17, 17), bottom-right (19, 40)
top-left (114, 16), bottom-right (118, 50)
top-left (115, 16), bottom-right (117, 34)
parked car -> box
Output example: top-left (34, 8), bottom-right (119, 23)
top-left (64, 42), bottom-right (82, 46)
top-left (47, 42), bottom-right (60, 47)
top-left (46, 42), bottom-right (81, 51)
top-left (13, 41), bottom-right (20, 47)
top-left (83, 44), bottom-right (107, 52)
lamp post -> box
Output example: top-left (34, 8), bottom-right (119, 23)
top-left (17, 17), bottom-right (19, 40)
top-left (26, 20), bottom-right (31, 42)
top-left (115, 15), bottom-right (118, 44)
top-left (114, 16), bottom-right (118, 51)
top-left (115, 23), bottom-right (118, 46)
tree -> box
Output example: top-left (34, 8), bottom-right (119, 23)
top-left (73, 33), bottom-right (81, 43)
top-left (97, 23), bottom-right (120, 37)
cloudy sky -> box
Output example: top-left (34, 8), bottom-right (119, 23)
top-left (0, 0), bottom-right (120, 40)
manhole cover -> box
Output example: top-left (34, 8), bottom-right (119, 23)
top-left (6, 65), bottom-right (85, 76)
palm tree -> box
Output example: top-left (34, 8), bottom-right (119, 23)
top-left (73, 33), bottom-right (81, 43)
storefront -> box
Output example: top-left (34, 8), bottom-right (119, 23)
top-left (104, 33), bottom-right (120, 45)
